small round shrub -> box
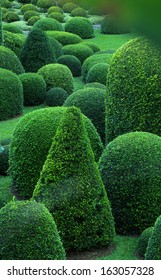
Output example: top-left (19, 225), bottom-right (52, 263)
top-left (19, 73), bottom-right (46, 106)
top-left (48, 36), bottom-right (63, 58)
top-left (65, 17), bottom-right (94, 39)
top-left (3, 11), bottom-right (20, 23)
top-left (20, 3), bottom-right (39, 14)
top-left (64, 87), bottom-right (106, 143)
top-left (48, 12), bottom-right (64, 23)
top-left (145, 216), bottom-right (161, 260)
top-left (0, 46), bottom-right (25, 74)
top-left (98, 131), bottom-right (161, 234)
top-left (71, 7), bottom-right (87, 17)
top-left (3, 23), bottom-right (23, 34)
top-left (38, 63), bottom-right (74, 93)
top-left (81, 42), bottom-right (100, 53)
top-left (27, 15), bottom-right (40, 26)
top-left (85, 82), bottom-right (106, 90)
top-left (136, 227), bottom-right (154, 259)
top-left (0, 200), bottom-right (66, 259)
top-left (3, 31), bottom-right (26, 57)
top-left (0, 145), bottom-right (9, 175)
top-left (86, 63), bottom-right (108, 85)
top-left (33, 17), bottom-right (63, 31)
top-left (9, 107), bottom-right (103, 199)
top-left (46, 87), bottom-right (68, 106)
top-left (37, 0), bottom-right (57, 10)
top-left (24, 10), bottom-right (39, 21)
top-left (46, 30), bottom-right (83, 45)
top-left (101, 15), bottom-right (130, 34)
top-left (62, 2), bottom-right (78, 13)
top-left (0, 68), bottom-right (23, 121)
top-left (57, 54), bottom-right (81, 76)
top-left (63, 43), bottom-right (94, 64)
top-left (48, 6), bottom-right (63, 14)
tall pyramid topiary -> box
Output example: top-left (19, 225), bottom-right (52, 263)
top-left (33, 107), bottom-right (115, 251)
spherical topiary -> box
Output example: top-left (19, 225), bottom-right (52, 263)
top-left (63, 43), bottom-right (94, 64)
top-left (65, 17), bottom-right (94, 39)
top-left (145, 216), bottom-right (161, 260)
top-left (20, 3), bottom-right (39, 14)
top-left (48, 6), bottom-right (63, 14)
top-left (3, 23), bottom-right (23, 34)
top-left (0, 200), bottom-right (66, 259)
top-left (3, 11), bottom-right (20, 23)
top-left (33, 17), bottom-right (63, 31)
top-left (48, 36), bottom-right (63, 58)
top-left (37, 63), bottom-right (74, 93)
top-left (27, 15), bottom-right (40, 26)
top-left (136, 227), bottom-right (154, 259)
top-left (106, 37), bottom-right (161, 143)
top-left (57, 54), bottom-right (81, 77)
top-left (0, 68), bottom-right (23, 121)
top-left (86, 63), bottom-right (108, 85)
top-left (9, 107), bottom-right (103, 199)
top-left (46, 87), bottom-right (68, 106)
top-left (85, 82), bottom-right (106, 90)
top-left (19, 73), bottom-right (46, 106)
top-left (62, 2), bottom-right (78, 13)
top-left (23, 10), bottom-right (39, 21)
top-left (64, 88), bottom-right (106, 143)
top-left (46, 30), bottom-right (83, 45)
top-left (3, 31), bottom-right (26, 57)
top-left (37, 0), bottom-right (57, 10)
top-left (20, 28), bottom-right (56, 72)
top-left (71, 7), bottom-right (87, 17)
top-left (98, 131), bottom-right (161, 234)
top-left (0, 145), bottom-right (9, 175)
top-left (0, 46), bottom-right (25, 74)
top-left (48, 12), bottom-right (64, 23)
top-left (101, 15), bottom-right (130, 34)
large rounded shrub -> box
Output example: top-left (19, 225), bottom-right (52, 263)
top-left (0, 68), bottom-right (23, 121)
top-left (3, 23), bottom-right (23, 34)
top-left (37, 63), bottom-right (74, 93)
top-left (63, 43), bottom-right (94, 64)
top-left (145, 216), bottom-right (161, 260)
top-left (9, 107), bottom-right (103, 199)
top-left (86, 63), bottom-right (108, 85)
top-left (33, 17), bottom-right (63, 31)
top-left (106, 37), bottom-right (161, 143)
top-left (64, 88), bottom-right (106, 143)
top-left (0, 200), bottom-right (66, 259)
top-left (48, 6), bottom-right (63, 14)
top-left (57, 54), bottom-right (81, 76)
top-left (28, 15), bottom-right (40, 26)
top-left (46, 87), bottom-right (68, 106)
top-left (101, 15), bottom-right (130, 34)
top-left (136, 227), bottom-right (154, 259)
top-left (21, 3), bottom-right (39, 14)
top-left (98, 132), bottom-right (161, 234)
top-left (19, 73), bottom-right (46, 106)
top-left (65, 17), bottom-right (94, 39)
top-left (0, 46), bottom-right (25, 74)
top-left (46, 30), bottom-right (83, 45)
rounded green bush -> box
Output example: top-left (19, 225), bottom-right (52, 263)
top-left (0, 46), bottom-right (25, 74)
top-left (1, 0), bottom-right (12, 9)
top-left (62, 2), bottom-right (78, 13)
top-left (19, 73), bottom-right (46, 106)
top-left (48, 6), bottom-right (63, 14)
top-left (145, 216), bottom-right (161, 260)
top-left (86, 63), bottom-right (108, 85)
top-left (64, 88), bottom-right (106, 143)
top-left (81, 42), bottom-right (100, 53)
top-left (0, 68), bottom-right (23, 121)
top-left (136, 227), bottom-right (154, 259)
top-left (4, 31), bottom-right (26, 57)
top-left (85, 82), bottom-right (106, 90)
top-left (20, 3), bottom-right (39, 14)
top-left (57, 54), bottom-right (81, 76)
top-left (101, 15), bottom-right (130, 34)
top-left (27, 15), bottom-right (40, 26)
top-left (48, 12), bottom-right (64, 23)
top-left (37, 0), bottom-right (57, 10)
top-left (106, 37), bottom-right (161, 143)
top-left (63, 43), bottom-right (94, 64)
top-left (71, 7), bottom-right (87, 17)
top-left (3, 23), bottom-right (23, 34)
top-left (65, 17), bottom-right (94, 39)
top-left (48, 36), bottom-right (63, 58)
top-left (24, 10), bottom-right (39, 21)
top-left (98, 131), bottom-right (161, 234)
top-left (38, 63), bottom-right (74, 93)
top-left (0, 145), bottom-right (9, 175)
top-left (33, 17), bottom-right (63, 31)
top-left (46, 87), bottom-right (68, 106)
top-left (3, 11), bottom-right (20, 23)
top-left (9, 107), bottom-right (103, 199)
top-left (46, 30), bottom-right (83, 45)
top-left (0, 200), bottom-right (66, 259)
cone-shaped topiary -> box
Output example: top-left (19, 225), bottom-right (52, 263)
top-left (145, 216), bottom-right (161, 260)
top-left (20, 28), bottom-right (55, 72)
top-left (33, 107), bottom-right (115, 251)
top-left (98, 131), bottom-right (161, 235)
top-left (9, 107), bottom-right (103, 200)
top-left (0, 200), bottom-right (66, 259)
top-left (136, 227), bottom-right (154, 259)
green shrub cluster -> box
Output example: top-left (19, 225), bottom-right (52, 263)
top-left (86, 63), bottom-right (108, 85)
top-left (46, 30), bottom-right (83, 45)
top-left (0, 200), bottom-right (66, 259)
top-left (136, 227), bottom-right (154, 259)
top-left (145, 216), bottom-right (161, 260)
top-left (3, 11), bottom-right (20, 23)
top-left (46, 87), bottom-right (68, 106)
top-left (33, 17), bottom-right (63, 31)
top-left (4, 31), bottom-right (26, 57)
top-left (63, 43), bottom-right (94, 64)
top-left (0, 46), bottom-right (25, 74)
top-left (20, 3), bottom-right (39, 14)
top-left (28, 15), bottom-right (40, 26)
top-left (37, 0), bottom-right (57, 10)
top-left (48, 12), bottom-right (64, 23)
top-left (71, 7), bottom-right (87, 17)
top-left (65, 17), bottom-right (94, 39)
top-left (48, 6), bottom-right (63, 14)
top-left (9, 107), bottom-right (103, 199)
top-left (33, 107), bottom-right (115, 251)
top-left (62, 2), bottom-right (78, 13)
top-left (101, 15), bottom-right (130, 34)
top-left (57, 54), bottom-right (81, 76)
top-left (24, 10), bottom-right (39, 21)
top-left (98, 132), bottom-right (161, 234)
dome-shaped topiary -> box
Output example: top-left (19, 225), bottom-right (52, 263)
top-left (20, 3), bottom-right (39, 14)
top-left (71, 7), bottom-right (87, 17)
top-left (3, 11), bottom-right (20, 23)
top-left (106, 37), bottom-right (161, 143)
top-left (57, 54), bottom-right (81, 77)
top-left (0, 200), bottom-right (66, 259)
top-left (81, 42), bottom-right (100, 53)
top-left (48, 6), bottom-right (63, 14)
top-left (65, 17), bottom-right (94, 39)
top-left (0, 68), bottom-right (23, 121)
top-left (37, 0), bottom-right (57, 10)
top-left (46, 30), bottom-right (83, 45)
top-left (20, 28), bottom-right (56, 72)
top-left (37, 63), bottom-right (74, 93)
top-left (27, 15), bottom-right (40, 26)
top-left (136, 227), bottom-right (154, 259)
top-left (46, 87), bottom-right (68, 106)
top-left (33, 17), bottom-right (63, 31)
top-left (19, 73), bottom-right (46, 106)
top-left (64, 87), bottom-right (106, 143)
top-left (86, 63), bottom-right (109, 85)
top-left (101, 15), bottom-right (130, 34)
top-left (62, 2), bottom-right (78, 13)
top-left (48, 12), bottom-right (64, 23)
top-left (33, 107), bottom-right (115, 251)
top-left (98, 131), bottom-right (161, 234)
top-left (0, 46), bottom-right (25, 74)
top-left (9, 107), bottom-right (103, 199)
top-left (63, 43), bottom-right (94, 64)
top-left (145, 216), bottom-right (161, 260)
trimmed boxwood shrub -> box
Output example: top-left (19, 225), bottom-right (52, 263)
top-left (20, 3), bottom-right (39, 14)
top-left (0, 200), bottom-right (66, 260)
top-left (57, 54), bottom-right (81, 76)
top-left (48, 6), bottom-right (63, 14)
top-left (23, 10), bottom-right (39, 21)
top-left (3, 31), bottom-right (26, 57)
top-left (0, 68), bottom-right (23, 121)
top-left (63, 43), bottom-right (94, 64)
top-left (19, 73), bottom-right (46, 106)
top-left (86, 63), bottom-right (108, 85)
top-left (136, 227), bottom-right (154, 259)
top-left (33, 17), bottom-right (63, 31)
top-left (48, 12), bottom-right (64, 23)
top-left (71, 7), bottom-right (87, 17)
top-left (85, 82), bottom-right (106, 90)
top-left (98, 131), bottom-right (161, 234)
top-left (20, 28), bottom-right (55, 72)
top-left (81, 42), bottom-right (100, 53)
top-left (0, 46), bottom-right (25, 74)
top-left (9, 107), bottom-right (104, 199)
top-left (48, 36), bottom-right (63, 58)
top-left (37, 63), bottom-right (74, 93)
top-left (145, 216), bottom-right (161, 260)
top-left (28, 15), bottom-right (40, 26)
top-left (62, 2), bottom-right (78, 13)
top-left (106, 37), bottom-right (161, 143)
top-left (3, 23), bottom-right (23, 34)
top-left (65, 17), bottom-right (94, 39)
top-left (0, 145), bottom-right (9, 175)
top-left (101, 15), bottom-right (130, 34)
top-left (37, 0), bottom-right (57, 10)
top-left (46, 87), bottom-right (68, 106)
top-left (3, 11), bottom-right (20, 23)
top-left (64, 88), bottom-right (106, 143)
top-left (33, 107), bottom-right (115, 251)
top-left (46, 30), bottom-right (83, 45)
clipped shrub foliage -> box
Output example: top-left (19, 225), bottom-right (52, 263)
top-left (23, 10), bottom-right (39, 21)
top-left (71, 7), bottom-right (87, 17)
top-left (33, 17), bottom-right (63, 31)
top-left (85, 82), bottom-right (106, 90)
top-left (46, 87), bottom-right (68, 106)
top-left (0, 200), bottom-right (66, 259)
top-left (65, 17), bottom-right (94, 39)
top-left (63, 43), bottom-right (94, 64)
top-left (86, 63), bottom-right (108, 85)
top-left (3, 11), bottom-right (19, 23)
top-left (57, 54), bottom-right (81, 76)
top-left (0, 46), bottom-right (25, 74)
top-left (81, 42), bottom-right (100, 53)
top-left (4, 31), bottom-right (26, 57)
top-left (9, 107), bottom-right (103, 199)
top-left (136, 227), bottom-right (154, 259)
top-left (62, 2), bottom-right (78, 13)
top-left (48, 12), bottom-right (64, 23)
top-left (3, 23), bottom-right (23, 34)
top-left (20, 3), bottom-right (39, 14)
top-left (48, 6), bottom-right (63, 14)
top-left (98, 132), bottom-right (161, 234)
top-left (145, 216), bottom-right (161, 260)
top-left (28, 15), bottom-right (40, 26)
top-left (48, 36), bottom-right (63, 58)
top-left (46, 30), bottom-right (83, 45)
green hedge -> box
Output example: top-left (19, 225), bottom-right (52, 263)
top-left (145, 216), bottom-right (161, 260)
top-left (63, 43), bottom-right (94, 64)
top-left (65, 17), bottom-right (94, 39)
top-left (86, 63), bottom-right (108, 85)
top-left (46, 30), bottom-right (83, 45)
top-left (136, 227), bottom-right (154, 259)
top-left (46, 87), bottom-right (68, 106)
top-left (57, 54), bottom-right (81, 77)
top-left (33, 17), bottom-right (63, 31)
